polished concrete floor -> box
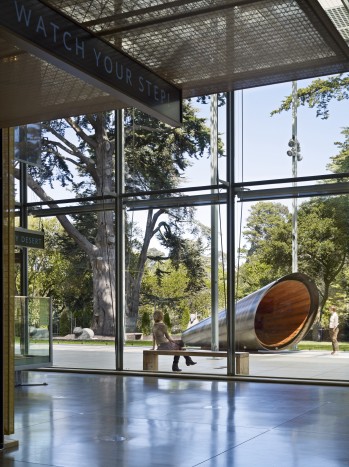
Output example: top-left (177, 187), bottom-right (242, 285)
top-left (2, 371), bottom-right (349, 466)
top-left (50, 344), bottom-right (349, 380)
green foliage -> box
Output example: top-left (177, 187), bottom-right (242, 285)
top-left (237, 259), bottom-right (275, 298)
top-left (163, 311), bottom-right (171, 330)
top-left (271, 74), bottom-right (349, 119)
top-left (297, 197), bottom-right (349, 305)
top-left (237, 197), bottom-right (349, 317)
top-left (180, 306), bottom-right (191, 330)
top-left (237, 202), bottom-right (292, 294)
top-left (242, 202), bottom-right (291, 259)
top-left (138, 310), bottom-right (152, 335)
top-left (327, 128), bottom-right (349, 173)
top-left (194, 94), bottom-right (226, 107)
top-left (322, 270), bottom-right (349, 338)
top-left (18, 216), bottom-right (94, 335)
top-left (125, 102), bottom-right (217, 194)
top-left (159, 234), bottom-right (207, 293)
top-left (73, 308), bottom-right (93, 329)
top-left (56, 233), bottom-right (93, 320)
top-left (140, 255), bottom-right (213, 331)
top-left (59, 310), bottom-right (71, 337)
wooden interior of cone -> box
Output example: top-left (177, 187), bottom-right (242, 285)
top-left (254, 280), bottom-right (311, 349)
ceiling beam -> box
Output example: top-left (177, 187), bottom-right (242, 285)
top-left (92, 0), bottom-right (257, 37)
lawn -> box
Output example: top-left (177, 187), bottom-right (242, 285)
top-left (25, 338), bottom-right (348, 351)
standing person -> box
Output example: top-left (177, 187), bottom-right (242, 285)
top-left (152, 310), bottom-right (197, 372)
top-left (329, 306), bottom-right (339, 355)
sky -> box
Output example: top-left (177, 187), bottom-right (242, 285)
top-left (178, 76), bottom-right (349, 255)
top-left (185, 76), bottom-right (348, 186)
top-left (27, 74), bottom-right (349, 255)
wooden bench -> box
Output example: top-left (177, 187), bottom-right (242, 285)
top-left (143, 349), bottom-right (249, 375)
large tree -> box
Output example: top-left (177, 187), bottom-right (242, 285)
top-left (237, 202), bottom-right (291, 297)
top-left (271, 72), bottom-right (349, 311)
top-left (238, 198), bottom-right (349, 311)
top-left (19, 103), bottom-right (215, 335)
top-left (327, 127), bottom-right (349, 174)
top-left (297, 197), bottom-right (349, 310)
top-left (271, 74), bottom-right (349, 120)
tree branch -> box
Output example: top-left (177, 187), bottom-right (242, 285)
top-left (44, 142), bottom-right (81, 167)
top-left (65, 117), bottom-right (97, 148)
top-left (43, 122), bottom-right (95, 168)
top-left (15, 168), bottom-right (97, 257)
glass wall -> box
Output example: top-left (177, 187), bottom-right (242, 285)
top-left (15, 296), bottom-right (52, 370)
top-left (17, 76), bottom-right (349, 382)
top-left (234, 76), bottom-right (349, 382)
top-left (123, 204), bottom-right (228, 374)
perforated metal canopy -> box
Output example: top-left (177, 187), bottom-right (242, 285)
top-left (0, 32), bottom-right (127, 127)
top-left (0, 0), bottom-right (349, 126)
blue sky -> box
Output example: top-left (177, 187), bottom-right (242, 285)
top-left (185, 76), bottom-right (348, 187)
top-left (180, 75), bottom-right (349, 255)
top-left (29, 74), bottom-right (349, 254)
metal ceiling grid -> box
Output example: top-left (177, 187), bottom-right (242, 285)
top-left (1, 0), bottom-right (349, 126)
top-left (0, 32), bottom-right (126, 127)
top-left (39, 64), bottom-right (106, 107)
top-left (45, 0), bottom-right (349, 97)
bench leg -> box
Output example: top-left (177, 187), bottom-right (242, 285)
top-left (236, 354), bottom-right (249, 375)
top-left (143, 353), bottom-right (158, 371)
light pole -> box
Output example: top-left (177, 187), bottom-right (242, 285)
top-left (287, 81), bottom-right (302, 273)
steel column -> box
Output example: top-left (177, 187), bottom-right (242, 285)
top-left (115, 109), bottom-right (125, 370)
top-left (226, 92), bottom-right (236, 375)
top-left (210, 94), bottom-right (219, 351)
top-left (0, 128), bottom-right (4, 450)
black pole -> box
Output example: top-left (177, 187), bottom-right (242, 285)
top-left (0, 128), bottom-right (4, 450)
top-left (226, 92), bottom-right (236, 376)
top-left (115, 109), bottom-right (125, 370)
top-left (19, 162), bottom-right (29, 355)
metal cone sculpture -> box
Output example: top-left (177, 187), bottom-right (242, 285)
top-left (182, 273), bottom-right (319, 351)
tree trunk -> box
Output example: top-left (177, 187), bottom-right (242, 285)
top-left (125, 275), bottom-right (141, 333)
top-left (91, 248), bottom-right (116, 336)
top-left (125, 209), bottom-right (164, 331)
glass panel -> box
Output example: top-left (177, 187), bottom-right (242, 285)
top-left (17, 73), bottom-right (348, 382)
top-left (15, 101), bottom-right (229, 374)
top-left (235, 75), bottom-right (348, 183)
top-left (124, 204), bottom-right (228, 374)
top-left (236, 192), bottom-right (349, 379)
top-left (122, 100), bottom-right (230, 375)
top-left (14, 123), bottom-right (42, 167)
top-left (15, 111), bottom-right (118, 370)
top-left (25, 213), bottom-right (115, 370)
top-left (125, 100), bottom-right (226, 194)
top-left (15, 296), bottom-right (52, 369)
top-left (235, 73), bottom-right (349, 381)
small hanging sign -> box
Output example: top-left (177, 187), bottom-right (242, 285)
top-left (15, 227), bottom-right (45, 249)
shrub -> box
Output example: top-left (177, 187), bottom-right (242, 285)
top-left (139, 311), bottom-right (152, 335)
top-left (164, 311), bottom-right (171, 331)
top-left (59, 310), bottom-right (71, 336)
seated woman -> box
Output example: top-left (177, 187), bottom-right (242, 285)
top-left (152, 310), bottom-right (197, 372)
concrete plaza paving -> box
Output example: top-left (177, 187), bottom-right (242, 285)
top-left (49, 344), bottom-right (349, 382)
